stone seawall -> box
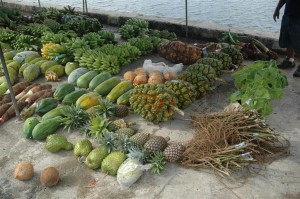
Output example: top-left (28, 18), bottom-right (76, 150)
top-left (2, 2), bottom-right (282, 52)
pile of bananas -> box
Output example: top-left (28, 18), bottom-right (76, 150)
top-left (0, 28), bottom-right (16, 43)
top-left (148, 29), bottom-right (177, 41)
top-left (41, 32), bottom-right (69, 44)
top-left (31, 7), bottom-right (63, 23)
top-left (128, 37), bottom-right (154, 55)
top-left (41, 43), bottom-right (72, 64)
top-left (16, 23), bottom-right (51, 38)
top-left (43, 19), bottom-right (62, 33)
top-left (77, 42), bottom-right (141, 74)
top-left (119, 19), bottom-right (149, 39)
top-left (11, 34), bottom-right (41, 51)
top-left (62, 14), bottom-right (103, 36)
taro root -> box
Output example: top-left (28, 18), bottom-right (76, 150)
top-left (40, 167), bottom-right (59, 187)
top-left (13, 161), bottom-right (34, 181)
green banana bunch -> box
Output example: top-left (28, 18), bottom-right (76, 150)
top-left (11, 34), bottom-right (41, 51)
top-left (128, 37), bottom-right (154, 55)
top-left (41, 32), bottom-right (68, 44)
top-left (0, 28), bottom-right (16, 43)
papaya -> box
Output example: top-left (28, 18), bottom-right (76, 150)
top-left (89, 72), bottom-right (111, 91)
top-left (23, 117), bottom-right (40, 139)
top-left (68, 67), bottom-right (89, 85)
top-left (77, 70), bottom-right (98, 89)
top-left (94, 77), bottom-right (121, 96)
top-left (75, 92), bottom-right (100, 110)
top-left (32, 116), bottom-right (63, 140)
top-left (36, 98), bottom-right (58, 116)
top-left (106, 81), bottom-right (133, 103)
top-left (53, 83), bottom-right (75, 101)
top-left (62, 89), bottom-right (87, 105)
top-left (116, 89), bottom-right (133, 106)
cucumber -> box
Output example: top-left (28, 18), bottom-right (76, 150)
top-left (94, 77), bottom-right (121, 96)
top-left (89, 72), bottom-right (112, 91)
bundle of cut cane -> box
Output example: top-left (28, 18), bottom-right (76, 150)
top-left (181, 103), bottom-right (289, 176)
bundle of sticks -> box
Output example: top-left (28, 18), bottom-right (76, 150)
top-left (181, 104), bottom-right (289, 176)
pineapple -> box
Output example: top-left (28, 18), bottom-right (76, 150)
top-left (88, 98), bottom-right (115, 118)
top-left (177, 71), bottom-right (211, 98)
top-left (197, 57), bottom-right (223, 75)
top-left (186, 63), bottom-right (217, 82)
top-left (164, 80), bottom-right (196, 109)
top-left (62, 105), bottom-right (89, 132)
top-left (101, 151), bottom-right (126, 176)
top-left (207, 52), bottom-right (232, 70)
top-left (130, 84), bottom-right (179, 123)
top-left (114, 105), bottom-right (129, 118)
top-left (115, 127), bottom-right (135, 138)
top-left (112, 119), bottom-right (128, 129)
top-left (221, 47), bottom-right (244, 66)
top-left (163, 143), bottom-right (184, 162)
top-left (144, 136), bottom-right (169, 153)
top-left (88, 116), bottom-right (113, 138)
top-left (147, 151), bottom-right (166, 174)
top-left (130, 133), bottom-right (150, 147)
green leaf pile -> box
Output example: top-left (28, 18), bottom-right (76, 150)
top-left (229, 60), bottom-right (288, 116)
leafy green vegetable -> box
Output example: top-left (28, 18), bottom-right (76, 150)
top-left (229, 60), bottom-right (288, 116)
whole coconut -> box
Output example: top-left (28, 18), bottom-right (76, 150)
top-left (40, 167), bottom-right (59, 187)
top-left (13, 161), bottom-right (34, 181)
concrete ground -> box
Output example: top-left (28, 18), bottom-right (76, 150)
top-left (0, 28), bottom-right (300, 199)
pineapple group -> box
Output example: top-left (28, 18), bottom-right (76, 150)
top-left (116, 127), bottom-right (135, 138)
top-left (144, 136), bottom-right (169, 153)
top-left (207, 52), bottom-right (232, 70)
top-left (186, 63), bottom-right (217, 86)
top-left (197, 57), bottom-right (223, 76)
top-left (163, 143), bottom-right (184, 162)
top-left (130, 84), bottom-right (179, 123)
top-left (164, 80), bottom-right (197, 109)
top-left (177, 72), bottom-right (211, 98)
top-left (220, 47), bottom-right (244, 66)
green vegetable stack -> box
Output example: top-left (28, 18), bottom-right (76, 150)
top-left (229, 60), bottom-right (288, 116)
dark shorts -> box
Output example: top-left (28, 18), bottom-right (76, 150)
top-left (279, 15), bottom-right (300, 54)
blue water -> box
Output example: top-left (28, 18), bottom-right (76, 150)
top-left (8, 0), bottom-right (282, 33)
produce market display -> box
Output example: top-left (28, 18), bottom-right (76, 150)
top-left (0, 5), bottom-right (290, 191)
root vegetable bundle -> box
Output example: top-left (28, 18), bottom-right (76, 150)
top-left (181, 104), bottom-right (289, 176)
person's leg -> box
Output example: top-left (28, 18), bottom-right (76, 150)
top-left (278, 48), bottom-right (296, 68)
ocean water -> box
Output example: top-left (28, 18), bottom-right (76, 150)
top-left (7, 0), bottom-right (282, 33)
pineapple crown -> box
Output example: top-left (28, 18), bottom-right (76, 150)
top-left (127, 146), bottom-right (150, 164)
top-left (62, 105), bottom-right (89, 133)
top-left (147, 151), bottom-right (166, 174)
top-left (99, 131), bottom-right (117, 153)
top-left (116, 134), bottom-right (134, 153)
top-left (88, 115), bottom-right (113, 138)
top-left (96, 98), bottom-right (115, 119)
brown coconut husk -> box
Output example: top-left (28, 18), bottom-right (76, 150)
top-left (181, 105), bottom-right (289, 176)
